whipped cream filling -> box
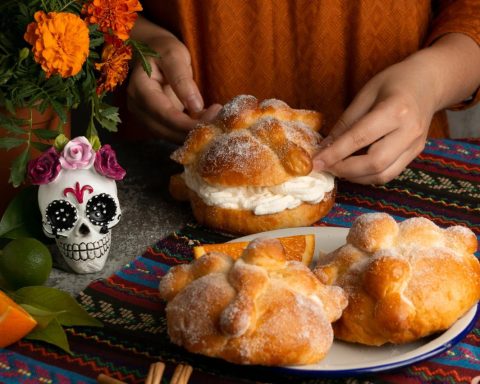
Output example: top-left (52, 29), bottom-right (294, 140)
top-left (182, 167), bottom-right (334, 216)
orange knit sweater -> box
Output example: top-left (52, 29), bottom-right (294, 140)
top-left (140, 0), bottom-right (480, 138)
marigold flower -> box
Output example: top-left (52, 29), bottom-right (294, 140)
top-left (82, 0), bottom-right (142, 41)
top-left (95, 38), bottom-right (132, 94)
top-left (24, 11), bottom-right (89, 78)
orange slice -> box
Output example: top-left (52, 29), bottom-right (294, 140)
top-left (0, 290), bottom-right (37, 348)
top-left (193, 234), bottom-right (315, 265)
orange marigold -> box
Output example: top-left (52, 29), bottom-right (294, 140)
top-left (95, 39), bottom-right (133, 94)
top-left (24, 11), bottom-right (89, 78)
top-left (83, 0), bottom-right (142, 41)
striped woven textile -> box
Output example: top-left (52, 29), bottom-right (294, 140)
top-left (1, 138), bottom-right (479, 384)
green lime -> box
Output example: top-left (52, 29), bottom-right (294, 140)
top-left (0, 238), bottom-right (52, 289)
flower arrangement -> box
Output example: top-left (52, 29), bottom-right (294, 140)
top-left (0, 0), bottom-right (155, 186)
top-left (27, 134), bottom-right (126, 185)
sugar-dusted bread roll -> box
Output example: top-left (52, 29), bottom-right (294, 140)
top-left (159, 238), bottom-right (347, 365)
top-left (169, 95), bottom-right (335, 235)
top-left (314, 213), bottom-right (480, 346)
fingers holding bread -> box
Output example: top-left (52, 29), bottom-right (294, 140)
top-left (163, 95), bottom-right (478, 361)
top-left (168, 95), bottom-right (335, 235)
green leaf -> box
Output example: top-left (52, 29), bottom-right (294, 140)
top-left (88, 51), bottom-right (100, 60)
top-left (55, 117), bottom-right (66, 134)
top-left (86, 118), bottom-right (98, 138)
top-left (81, 70), bottom-right (94, 97)
top-left (87, 23), bottom-right (99, 34)
top-left (0, 69), bottom-right (13, 85)
top-left (50, 101), bottom-right (67, 124)
top-left (14, 286), bottom-right (103, 328)
top-left (11, 284), bottom-right (103, 355)
top-left (95, 115), bottom-right (119, 132)
top-left (99, 104), bottom-right (119, 117)
top-left (31, 141), bottom-right (51, 152)
top-left (0, 118), bottom-right (25, 134)
top-left (32, 128), bottom-right (60, 140)
top-left (95, 104), bottom-right (121, 132)
top-left (0, 186), bottom-right (44, 239)
top-left (89, 36), bottom-right (104, 49)
top-left (20, 303), bottom-right (62, 329)
top-left (8, 146), bottom-right (29, 187)
top-left (0, 137), bottom-right (26, 150)
top-left (54, 133), bottom-right (69, 151)
top-left (88, 135), bottom-right (101, 151)
top-left (17, 3), bottom-right (29, 17)
top-left (128, 39), bottom-right (159, 78)
top-left (26, 318), bottom-right (72, 354)
top-left (4, 99), bottom-right (15, 115)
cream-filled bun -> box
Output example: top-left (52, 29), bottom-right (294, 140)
top-left (314, 213), bottom-right (480, 346)
top-left (169, 95), bottom-right (335, 235)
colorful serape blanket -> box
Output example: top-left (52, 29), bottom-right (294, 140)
top-left (1, 138), bottom-right (480, 384)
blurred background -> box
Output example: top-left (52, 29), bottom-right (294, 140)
top-left (71, 103), bottom-right (480, 139)
top-left (447, 105), bottom-right (480, 138)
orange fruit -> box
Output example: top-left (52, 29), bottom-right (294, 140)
top-left (193, 234), bottom-right (315, 265)
top-left (0, 290), bottom-right (37, 348)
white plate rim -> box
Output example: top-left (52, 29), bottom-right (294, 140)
top-left (231, 226), bottom-right (480, 377)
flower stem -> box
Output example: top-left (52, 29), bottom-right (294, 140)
top-left (87, 98), bottom-right (98, 138)
top-left (60, 0), bottom-right (77, 12)
top-left (24, 107), bottom-right (33, 161)
top-left (26, 108), bottom-right (32, 153)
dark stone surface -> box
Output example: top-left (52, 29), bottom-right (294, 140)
top-left (47, 140), bottom-right (192, 295)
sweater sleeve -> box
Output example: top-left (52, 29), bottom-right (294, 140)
top-left (425, 0), bottom-right (480, 110)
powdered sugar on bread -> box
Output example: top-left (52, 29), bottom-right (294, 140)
top-left (159, 238), bottom-right (347, 365)
top-left (314, 212), bottom-right (480, 346)
top-left (171, 94), bottom-right (327, 187)
top-left (169, 95), bottom-right (336, 234)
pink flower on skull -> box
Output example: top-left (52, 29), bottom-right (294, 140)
top-left (27, 147), bottom-right (61, 185)
top-left (60, 136), bottom-right (95, 170)
top-left (94, 144), bottom-right (126, 180)
top-left (27, 135), bottom-right (126, 187)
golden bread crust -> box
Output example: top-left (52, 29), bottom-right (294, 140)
top-left (171, 95), bottom-right (323, 187)
top-left (189, 188), bottom-right (335, 235)
top-left (169, 95), bottom-right (335, 235)
top-left (159, 238), bottom-right (347, 365)
top-left (314, 213), bottom-right (480, 346)
top-left (168, 173), bottom-right (190, 202)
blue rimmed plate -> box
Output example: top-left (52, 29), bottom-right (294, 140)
top-left (233, 226), bottom-right (479, 377)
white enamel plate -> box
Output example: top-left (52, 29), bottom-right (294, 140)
top-left (233, 226), bottom-right (479, 377)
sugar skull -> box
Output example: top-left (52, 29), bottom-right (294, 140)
top-left (28, 136), bottom-right (126, 274)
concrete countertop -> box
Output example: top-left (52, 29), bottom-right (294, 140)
top-left (47, 139), bottom-right (192, 295)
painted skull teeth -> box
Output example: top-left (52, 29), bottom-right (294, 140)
top-left (57, 233), bottom-right (111, 262)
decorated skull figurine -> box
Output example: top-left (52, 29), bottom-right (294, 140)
top-left (28, 136), bottom-right (126, 274)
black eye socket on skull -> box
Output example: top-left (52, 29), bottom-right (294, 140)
top-left (45, 200), bottom-right (78, 233)
top-left (86, 193), bottom-right (117, 226)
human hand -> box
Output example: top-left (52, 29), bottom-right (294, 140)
top-left (313, 58), bottom-right (437, 185)
top-left (127, 34), bottom-right (222, 143)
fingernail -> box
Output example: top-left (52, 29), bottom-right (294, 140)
top-left (186, 95), bottom-right (203, 113)
top-left (313, 158), bottom-right (325, 171)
